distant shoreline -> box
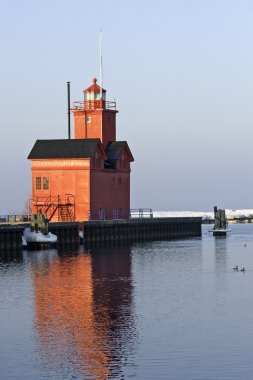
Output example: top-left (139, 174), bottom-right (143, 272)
top-left (201, 218), bottom-right (253, 224)
top-left (154, 210), bottom-right (253, 224)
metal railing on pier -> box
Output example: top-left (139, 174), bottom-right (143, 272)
top-left (0, 209), bottom-right (153, 223)
top-left (88, 208), bottom-right (153, 221)
top-left (0, 215), bottom-right (29, 223)
top-left (129, 209), bottom-right (153, 219)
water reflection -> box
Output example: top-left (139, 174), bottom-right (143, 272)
top-left (214, 237), bottom-right (227, 271)
top-left (29, 245), bottom-right (136, 379)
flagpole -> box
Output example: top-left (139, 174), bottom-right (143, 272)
top-left (100, 29), bottom-right (103, 100)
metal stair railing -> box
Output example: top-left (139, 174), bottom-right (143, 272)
top-left (38, 195), bottom-right (53, 214)
top-left (47, 195), bottom-right (60, 221)
top-left (31, 194), bottom-right (75, 222)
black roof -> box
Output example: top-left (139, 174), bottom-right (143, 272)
top-left (106, 141), bottom-right (134, 161)
top-left (27, 139), bottom-right (101, 159)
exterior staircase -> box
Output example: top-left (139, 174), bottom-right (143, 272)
top-left (59, 205), bottom-right (75, 222)
top-left (31, 194), bottom-right (75, 222)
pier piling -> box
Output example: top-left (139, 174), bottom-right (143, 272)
top-left (81, 217), bottom-right (202, 246)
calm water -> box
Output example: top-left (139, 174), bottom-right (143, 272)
top-left (1, 224), bottom-right (253, 379)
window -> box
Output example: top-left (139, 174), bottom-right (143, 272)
top-left (85, 92), bottom-right (94, 101)
top-left (93, 152), bottom-right (100, 168)
top-left (121, 154), bottom-right (125, 169)
top-left (43, 177), bottom-right (49, 190)
top-left (35, 177), bottom-right (41, 190)
top-left (86, 116), bottom-right (91, 123)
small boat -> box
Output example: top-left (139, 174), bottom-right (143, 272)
top-left (23, 227), bottom-right (57, 247)
top-left (209, 206), bottom-right (231, 236)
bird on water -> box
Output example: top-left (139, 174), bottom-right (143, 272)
top-left (240, 267), bottom-right (246, 272)
top-left (233, 265), bottom-right (239, 271)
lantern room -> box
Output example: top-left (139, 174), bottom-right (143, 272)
top-left (84, 77), bottom-right (106, 101)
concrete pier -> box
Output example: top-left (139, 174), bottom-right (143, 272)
top-left (0, 218), bottom-right (202, 251)
top-left (82, 217), bottom-right (202, 245)
top-left (0, 222), bottom-right (79, 251)
top-left (0, 224), bottom-right (25, 251)
top-left (49, 222), bottom-right (80, 245)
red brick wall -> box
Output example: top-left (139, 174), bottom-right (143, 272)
top-left (73, 109), bottom-right (116, 146)
top-left (90, 169), bottom-right (130, 219)
top-left (31, 159), bottom-right (91, 221)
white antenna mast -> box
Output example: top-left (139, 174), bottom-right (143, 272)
top-left (100, 29), bottom-right (103, 100)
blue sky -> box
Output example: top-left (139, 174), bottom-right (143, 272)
top-left (1, 0), bottom-right (253, 213)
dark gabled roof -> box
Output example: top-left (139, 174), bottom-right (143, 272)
top-left (27, 139), bottom-right (102, 159)
top-left (106, 141), bottom-right (134, 161)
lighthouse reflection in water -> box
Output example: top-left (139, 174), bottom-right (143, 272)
top-left (31, 245), bottom-right (136, 379)
top-left (2, 224), bottom-right (253, 379)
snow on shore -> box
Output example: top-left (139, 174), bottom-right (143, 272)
top-left (154, 209), bottom-right (253, 220)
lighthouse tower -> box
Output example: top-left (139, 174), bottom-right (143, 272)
top-left (72, 78), bottom-right (117, 147)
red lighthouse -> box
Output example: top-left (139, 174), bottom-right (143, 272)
top-left (28, 78), bottom-right (134, 221)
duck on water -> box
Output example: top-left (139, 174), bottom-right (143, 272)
top-left (233, 265), bottom-right (246, 272)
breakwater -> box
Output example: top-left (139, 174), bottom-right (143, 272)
top-left (82, 217), bottom-right (201, 245)
top-left (0, 217), bottom-right (202, 251)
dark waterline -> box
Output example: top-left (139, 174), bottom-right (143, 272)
top-left (1, 224), bottom-right (253, 379)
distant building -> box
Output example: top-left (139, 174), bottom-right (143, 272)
top-left (28, 78), bottom-right (134, 221)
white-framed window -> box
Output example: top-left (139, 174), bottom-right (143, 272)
top-left (93, 151), bottom-right (100, 168)
top-left (85, 92), bottom-right (95, 101)
top-left (43, 177), bottom-right (49, 190)
top-left (35, 177), bottom-right (41, 190)
top-left (121, 154), bottom-right (124, 169)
